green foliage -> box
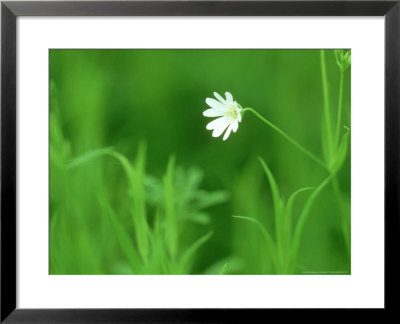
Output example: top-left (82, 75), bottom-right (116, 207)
top-left (146, 167), bottom-right (229, 225)
top-left (335, 50), bottom-right (352, 72)
top-left (49, 49), bottom-right (351, 274)
top-left (330, 130), bottom-right (350, 174)
top-left (234, 158), bottom-right (331, 274)
top-left (233, 215), bottom-right (279, 271)
top-left (164, 155), bottom-right (178, 259)
top-left (50, 143), bottom-right (223, 274)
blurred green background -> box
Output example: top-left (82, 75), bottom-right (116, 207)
top-left (49, 49), bottom-right (351, 275)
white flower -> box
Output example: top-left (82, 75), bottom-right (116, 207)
top-left (203, 91), bottom-right (242, 141)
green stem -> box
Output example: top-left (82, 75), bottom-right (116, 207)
top-left (332, 68), bottom-right (350, 261)
top-left (332, 176), bottom-right (350, 259)
top-left (242, 107), bottom-right (327, 170)
top-left (320, 50), bottom-right (334, 161)
top-left (335, 70), bottom-right (345, 148)
top-left (290, 174), bottom-right (333, 272)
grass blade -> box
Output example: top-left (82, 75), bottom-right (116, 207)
top-left (286, 187), bottom-right (314, 238)
top-left (180, 230), bottom-right (214, 273)
top-left (284, 187), bottom-right (313, 272)
top-left (258, 157), bottom-right (282, 217)
top-left (258, 157), bottom-right (284, 264)
top-left (49, 211), bottom-right (60, 273)
top-left (233, 215), bottom-right (279, 272)
top-left (65, 148), bottom-right (114, 169)
top-left (99, 197), bottom-right (143, 274)
top-left (131, 142), bottom-right (150, 262)
top-left (164, 155), bottom-right (178, 259)
top-left (148, 209), bottom-right (171, 274)
top-left (291, 175), bottom-right (333, 271)
top-left (219, 261), bottom-right (228, 275)
top-left (66, 147), bottom-right (150, 262)
top-left (330, 130), bottom-right (350, 173)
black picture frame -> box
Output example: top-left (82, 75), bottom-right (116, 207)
top-left (1, 0), bottom-right (399, 322)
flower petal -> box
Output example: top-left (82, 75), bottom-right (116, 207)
top-left (236, 106), bottom-right (242, 122)
top-left (212, 120), bottom-right (230, 137)
top-left (213, 92), bottom-right (226, 104)
top-left (231, 120), bottom-right (239, 133)
top-left (203, 108), bottom-right (224, 117)
top-left (206, 98), bottom-right (225, 111)
top-left (223, 124), bottom-right (233, 140)
top-left (225, 92), bottom-right (233, 103)
top-left (206, 116), bottom-right (227, 130)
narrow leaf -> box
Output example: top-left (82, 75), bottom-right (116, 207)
top-left (219, 262), bottom-right (228, 275)
top-left (164, 155), bottom-right (178, 259)
top-left (65, 148), bottom-right (114, 169)
top-left (233, 215), bottom-right (279, 272)
top-left (99, 198), bottom-right (143, 274)
top-left (330, 130), bottom-right (350, 174)
top-left (258, 157), bottom-right (285, 263)
top-left (258, 157), bottom-right (282, 217)
top-left (131, 142), bottom-right (150, 261)
top-left (180, 231), bottom-right (214, 272)
top-left (291, 175), bottom-right (333, 271)
top-left (286, 187), bottom-right (314, 236)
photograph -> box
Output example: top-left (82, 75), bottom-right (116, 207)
top-left (49, 49), bottom-right (351, 275)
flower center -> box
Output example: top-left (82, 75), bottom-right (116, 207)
top-left (224, 105), bottom-right (238, 121)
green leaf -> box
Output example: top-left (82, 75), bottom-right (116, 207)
top-left (49, 211), bottom-right (61, 273)
top-left (285, 187), bottom-right (313, 239)
top-left (194, 190), bottom-right (230, 210)
top-left (99, 198), bottom-right (143, 274)
top-left (334, 50), bottom-right (341, 68)
top-left (258, 157), bottom-right (285, 263)
top-left (202, 257), bottom-right (243, 275)
top-left (163, 155), bottom-right (178, 259)
top-left (148, 209), bottom-right (171, 274)
top-left (219, 262), bottom-right (228, 275)
top-left (334, 49), bottom-right (351, 72)
top-left (66, 147), bottom-right (150, 263)
top-left (180, 230), bottom-right (214, 272)
top-left (232, 215), bottom-right (279, 272)
top-left (65, 148), bottom-right (114, 169)
top-left (145, 165), bottom-right (228, 229)
top-left (144, 175), bottom-right (164, 206)
top-left (291, 175), bottom-right (332, 271)
top-left (258, 157), bottom-right (282, 217)
top-left (131, 142), bottom-right (150, 261)
top-left (330, 130), bottom-right (350, 174)
top-left (185, 212), bottom-right (211, 225)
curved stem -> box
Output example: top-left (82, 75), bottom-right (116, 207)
top-left (242, 107), bottom-right (327, 170)
top-left (335, 70), bottom-right (345, 148)
top-left (320, 50), bottom-right (334, 161)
